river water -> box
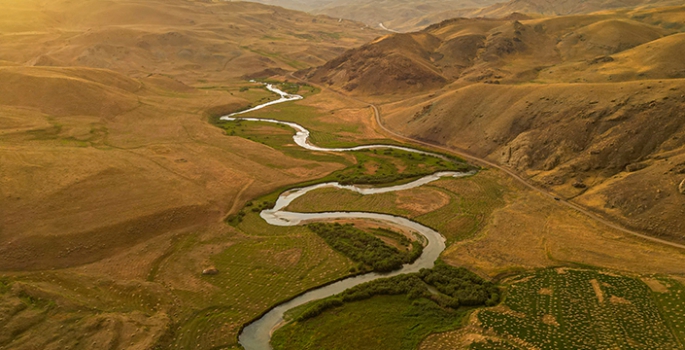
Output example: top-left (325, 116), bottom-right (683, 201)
top-left (220, 84), bottom-right (473, 350)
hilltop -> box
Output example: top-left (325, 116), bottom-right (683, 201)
top-left (407, 0), bottom-right (684, 26)
top-left (303, 5), bottom-right (685, 241)
top-left (464, 0), bottom-right (684, 18)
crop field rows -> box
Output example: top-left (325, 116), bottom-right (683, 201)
top-left (472, 268), bottom-right (685, 349)
top-left (651, 276), bottom-right (685, 344)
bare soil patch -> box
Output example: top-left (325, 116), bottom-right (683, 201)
top-left (591, 279), bottom-right (605, 303)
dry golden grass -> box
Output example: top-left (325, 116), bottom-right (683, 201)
top-left (441, 170), bottom-right (685, 277)
top-left (381, 76), bottom-right (685, 241)
top-left (286, 166), bottom-right (685, 277)
top-left (0, 1), bottom-right (386, 347)
top-left (2, 1), bottom-right (685, 348)
top-left (0, 0), bottom-right (381, 82)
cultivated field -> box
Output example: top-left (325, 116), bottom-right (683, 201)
top-left (421, 268), bottom-right (685, 349)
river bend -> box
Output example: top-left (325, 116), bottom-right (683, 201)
top-left (221, 84), bottom-right (473, 350)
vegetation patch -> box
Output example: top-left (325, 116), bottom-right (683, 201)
top-left (272, 262), bottom-right (499, 350)
top-left (0, 278), bottom-right (10, 294)
top-left (292, 262), bottom-right (499, 321)
top-left (257, 79), bottom-right (319, 96)
top-left (274, 295), bottom-right (471, 350)
top-left (307, 223), bottom-right (422, 273)
top-left (333, 148), bottom-right (470, 186)
top-left (217, 119), bottom-right (472, 187)
top-left (285, 171), bottom-right (507, 245)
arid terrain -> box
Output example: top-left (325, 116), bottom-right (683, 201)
top-left (303, 5), bottom-right (685, 243)
top-left (1, 0), bottom-right (685, 349)
top-left (248, 0), bottom-right (502, 31)
top-left (247, 0), bottom-right (683, 32)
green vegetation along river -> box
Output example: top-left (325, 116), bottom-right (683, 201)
top-left (223, 84), bottom-right (475, 350)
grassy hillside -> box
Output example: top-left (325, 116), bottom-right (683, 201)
top-left (250, 0), bottom-right (684, 33)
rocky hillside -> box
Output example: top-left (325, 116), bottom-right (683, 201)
top-left (306, 5), bottom-right (685, 241)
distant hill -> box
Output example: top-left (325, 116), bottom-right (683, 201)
top-left (416, 0), bottom-right (685, 22)
top-left (246, 0), bottom-right (682, 32)
top-left (0, 0), bottom-right (380, 81)
top-left (246, 0), bottom-right (503, 32)
top-left (465, 0), bottom-right (685, 18)
top-left (302, 5), bottom-right (685, 241)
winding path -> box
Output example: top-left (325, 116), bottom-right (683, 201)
top-left (221, 85), bottom-right (473, 350)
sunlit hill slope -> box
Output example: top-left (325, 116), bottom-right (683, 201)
top-left (302, 5), bottom-right (685, 241)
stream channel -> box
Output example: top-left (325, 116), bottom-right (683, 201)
top-left (221, 84), bottom-right (475, 350)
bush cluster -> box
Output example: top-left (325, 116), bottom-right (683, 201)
top-left (308, 223), bottom-right (421, 273)
top-left (296, 263), bottom-right (500, 322)
top-left (225, 200), bottom-right (276, 226)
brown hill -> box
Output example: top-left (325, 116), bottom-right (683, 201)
top-left (247, 0), bottom-right (502, 32)
top-left (461, 0), bottom-right (684, 18)
top-left (304, 6), bottom-right (683, 91)
top-left (0, 0), bottom-right (389, 346)
top-left (299, 17), bottom-right (507, 94)
top-left (301, 32), bottom-right (450, 94)
top-left (0, 67), bottom-right (140, 118)
top-left (308, 5), bottom-right (685, 241)
top-left (0, 0), bottom-right (382, 271)
top-left (0, 0), bottom-right (380, 81)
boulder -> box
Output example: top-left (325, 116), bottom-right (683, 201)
top-left (202, 267), bottom-right (219, 275)
top-left (572, 180), bottom-right (587, 189)
top-left (679, 179), bottom-right (685, 194)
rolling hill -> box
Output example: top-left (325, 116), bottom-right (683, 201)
top-left (0, 0), bottom-right (381, 348)
top-left (246, 0), bottom-right (682, 32)
top-left (2, 0), bottom-right (685, 348)
top-left (0, 0), bottom-right (379, 266)
top-left (0, 0), bottom-right (380, 81)
top-left (464, 0), bottom-right (685, 18)
top-left (302, 5), bottom-right (685, 241)
top-left (246, 0), bottom-right (503, 32)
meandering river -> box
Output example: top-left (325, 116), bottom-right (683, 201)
top-left (221, 84), bottom-right (474, 350)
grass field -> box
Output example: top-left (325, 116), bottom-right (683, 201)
top-left (163, 230), bottom-right (355, 349)
top-left (469, 268), bottom-right (685, 349)
top-left (273, 295), bottom-right (471, 350)
top-left (285, 170), bottom-right (507, 245)
top-left (272, 263), bottom-right (499, 350)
